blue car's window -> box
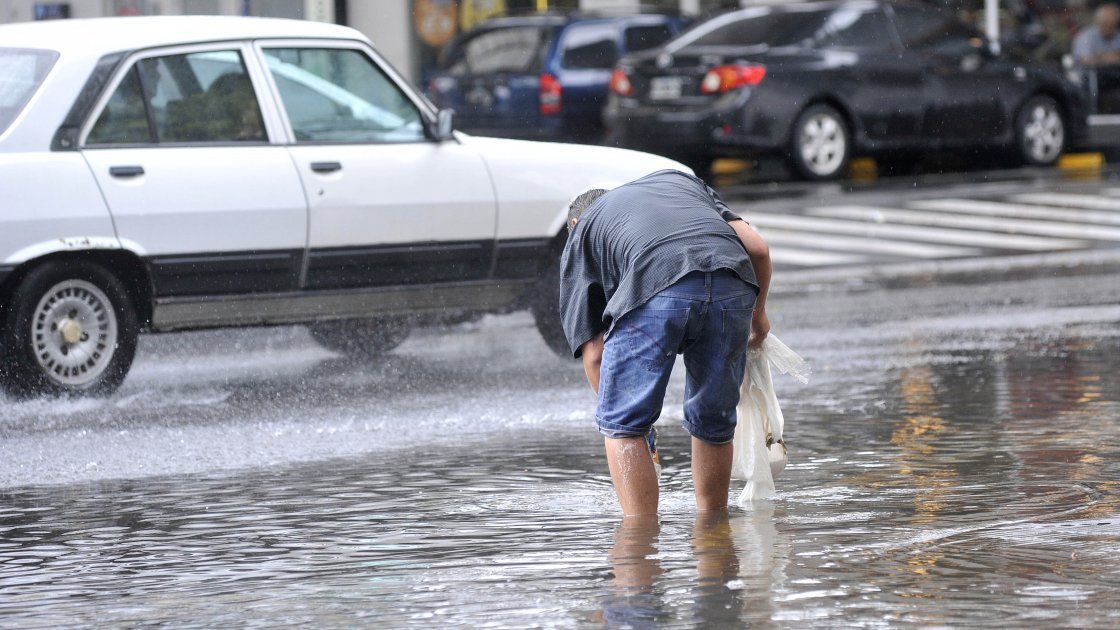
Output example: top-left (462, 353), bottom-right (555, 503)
top-left (561, 23), bottom-right (619, 69)
top-left (442, 26), bottom-right (550, 75)
top-left (0, 48), bottom-right (58, 136)
top-left (624, 24), bottom-right (674, 53)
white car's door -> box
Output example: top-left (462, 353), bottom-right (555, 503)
top-left (255, 41), bottom-right (497, 291)
top-left (80, 44), bottom-right (307, 297)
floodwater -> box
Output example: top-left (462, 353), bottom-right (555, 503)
top-left (1, 272), bottom-right (1119, 626)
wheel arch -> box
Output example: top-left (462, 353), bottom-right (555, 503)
top-left (0, 249), bottom-right (154, 329)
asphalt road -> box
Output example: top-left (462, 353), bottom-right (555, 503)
top-left (1, 171), bottom-right (1118, 625)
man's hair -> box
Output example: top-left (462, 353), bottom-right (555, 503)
top-left (567, 188), bottom-right (608, 231)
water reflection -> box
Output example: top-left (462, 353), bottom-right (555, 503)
top-left (0, 307), bottom-right (1117, 625)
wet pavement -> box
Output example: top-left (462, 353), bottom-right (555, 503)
top-left (2, 259), bottom-right (1118, 626)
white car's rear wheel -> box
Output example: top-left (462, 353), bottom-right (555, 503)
top-left (1, 260), bottom-right (138, 398)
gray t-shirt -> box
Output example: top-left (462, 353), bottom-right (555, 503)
top-left (559, 169), bottom-right (758, 358)
top-left (1073, 26), bottom-right (1120, 64)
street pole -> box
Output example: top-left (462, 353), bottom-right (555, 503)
top-left (984, 0), bottom-right (1001, 55)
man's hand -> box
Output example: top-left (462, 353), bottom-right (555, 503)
top-left (581, 333), bottom-right (605, 394)
top-left (750, 307), bottom-right (770, 349)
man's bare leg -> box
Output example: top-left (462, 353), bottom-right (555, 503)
top-left (692, 437), bottom-right (734, 511)
top-left (605, 437), bottom-right (659, 516)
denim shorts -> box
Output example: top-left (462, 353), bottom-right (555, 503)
top-left (596, 269), bottom-right (757, 444)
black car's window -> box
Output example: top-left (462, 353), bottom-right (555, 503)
top-left (672, 8), bottom-right (833, 48)
top-left (442, 26), bottom-right (550, 75)
top-left (87, 66), bottom-right (151, 145)
top-left (0, 48), bottom-right (58, 136)
top-left (812, 8), bottom-right (894, 50)
top-left (561, 23), bottom-right (620, 69)
top-left (263, 47), bottom-right (425, 144)
top-left (893, 6), bottom-right (984, 55)
top-left (624, 24), bottom-right (674, 52)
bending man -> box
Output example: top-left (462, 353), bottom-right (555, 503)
top-left (559, 169), bottom-right (771, 516)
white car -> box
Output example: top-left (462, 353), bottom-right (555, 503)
top-left (0, 16), bottom-right (686, 397)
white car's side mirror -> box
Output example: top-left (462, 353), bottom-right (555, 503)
top-left (436, 109), bottom-right (456, 141)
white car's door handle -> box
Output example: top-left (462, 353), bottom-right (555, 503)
top-left (109, 165), bottom-right (145, 178)
top-left (310, 161), bottom-right (342, 174)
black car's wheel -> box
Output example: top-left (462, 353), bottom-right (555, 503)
top-left (0, 260), bottom-right (138, 399)
top-left (789, 103), bottom-right (850, 181)
top-left (530, 255), bottom-right (573, 359)
top-left (1016, 94), bottom-right (1065, 166)
top-left (308, 318), bottom-right (411, 358)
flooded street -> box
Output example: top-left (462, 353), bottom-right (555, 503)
top-left (2, 267), bottom-right (1119, 626)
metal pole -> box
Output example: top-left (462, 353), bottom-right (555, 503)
top-left (984, 0), bottom-right (1001, 55)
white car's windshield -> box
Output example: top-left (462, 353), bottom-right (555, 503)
top-left (0, 48), bottom-right (59, 136)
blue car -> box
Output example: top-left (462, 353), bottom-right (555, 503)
top-left (427, 13), bottom-right (685, 143)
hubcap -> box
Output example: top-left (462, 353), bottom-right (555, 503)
top-left (799, 113), bottom-right (846, 176)
top-left (31, 280), bottom-right (118, 388)
top-left (1024, 103), bottom-right (1064, 163)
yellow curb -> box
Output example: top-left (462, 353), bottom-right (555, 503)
top-left (1057, 152), bottom-right (1104, 171)
top-left (848, 157), bottom-right (878, 181)
top-left (711, 158), bottom-right (752, 175)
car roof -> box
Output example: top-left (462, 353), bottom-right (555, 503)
top-left (468, 11), bottom-right (678, 32)
top-left (0, 16), bottom-right (366, 58)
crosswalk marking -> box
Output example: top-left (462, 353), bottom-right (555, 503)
top-left (808, 205), bottom-right (1120, 242)
top-left (747, 211), bottom-right (1084, 251)
top-left (769, 247), bottom-right (869, 267)
top-left (910, 198), bottom-right (1120, 226)
top-left (1010, 192), bottom-right (1120, 211)
top-left (761, 228), bottom-right (980, 258)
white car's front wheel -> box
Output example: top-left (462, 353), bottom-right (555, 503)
top-left (1, 260), bottom-right (138, 398)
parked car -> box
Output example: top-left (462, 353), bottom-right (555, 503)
top-left (605, 0), bottom-right (1087, 180)
top-left (0, 16), bottom-right (686, 398)
top-left (426, 12), bottom-right (687, 143)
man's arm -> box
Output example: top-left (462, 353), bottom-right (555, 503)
top-left (581, 332), bottom-right (606, 393)
top-left (728, 219), bottom-right (771, 347)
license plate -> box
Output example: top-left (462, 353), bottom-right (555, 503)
top-left (649, 76), bottom-right (682, 100)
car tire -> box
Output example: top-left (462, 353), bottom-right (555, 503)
top-left (529, 254), bottom-right (573, 359)
top-left (308, 318), bottom-right (411, 358)
top-left (789, 103), bottom-right (850, 181)
top-left (0, 260), bottom-right (138, 399)
top-left (1016, 94), bottom-right (1065, 166)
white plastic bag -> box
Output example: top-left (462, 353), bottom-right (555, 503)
top-left (731, 335), bottom-right (809, 505)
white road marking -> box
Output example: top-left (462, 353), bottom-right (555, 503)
top-left (1010, 192), bottom-right (1120, 211)
top-left (746, 212), bottom-right (1085, 251)
top-left (759, 228), bottom-right (980, 258)
top-left (910, 198), bottom-right (1120, 226)
top-left (809, 206), bottom-right (1120, 242)
top-left (770, 246), bottom-right (869, 267)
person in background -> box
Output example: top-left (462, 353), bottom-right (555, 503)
top-left (1073, 4), bottom-right (1120, 66)
top-left (559, 169), bottom-right (771, 517)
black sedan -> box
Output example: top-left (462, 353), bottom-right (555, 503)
top-left (604, 1), bottom-right (1087, 180)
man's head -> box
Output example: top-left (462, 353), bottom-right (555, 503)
top-left (567, 188), bottom-right (609, 232)
top-left (1097, 4), bottom-right (1120, 37)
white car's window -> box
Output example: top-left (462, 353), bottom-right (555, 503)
top-left (263, 47), bottom-right (424, 143)
top-left (87, 50), bottom-right (266, 145)
top-left (86, 66), bottom-right (151, 144)
top-left (0, 48), bottom-right (58, 135)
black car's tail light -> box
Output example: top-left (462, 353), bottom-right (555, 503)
top-left (609, 68), bottom-right (633, 97)
top-left (700, 64), bottom-right (766, 94)
top-left (540, 73), bottom-right (562, 115)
